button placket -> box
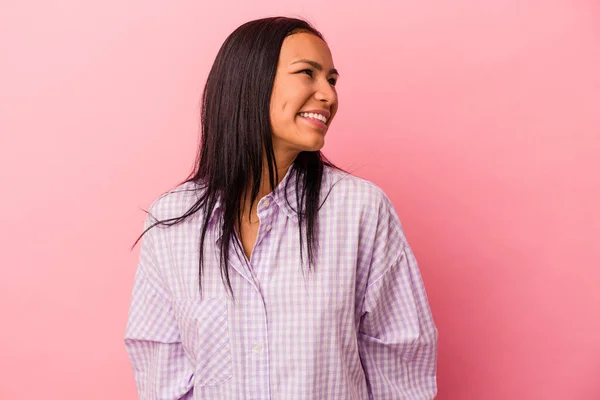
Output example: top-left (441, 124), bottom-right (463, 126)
top-left (252, 342), bottom-right (263, 354)
top-left (245, 293), bottom-right (270, 399)
top-left (256, 201), bottom-right (273, 242)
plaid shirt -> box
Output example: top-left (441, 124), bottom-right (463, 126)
top-left (125, 166), bottom-right (438, 399)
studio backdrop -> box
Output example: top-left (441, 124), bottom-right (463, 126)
top-left (1, 0), bottom-right (599, 399)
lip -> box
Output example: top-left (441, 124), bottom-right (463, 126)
top-left (298, 114), bottom-right (328, 131)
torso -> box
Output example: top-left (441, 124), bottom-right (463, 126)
top-left (238, 214), bottom-right (260, 261)
top-left (137, 166), bottom-right (418, 399)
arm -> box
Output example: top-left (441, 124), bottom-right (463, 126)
top-left (124, 215), bottom-right (194, 399)
top-left (358, 245), bottom-right (438, 399)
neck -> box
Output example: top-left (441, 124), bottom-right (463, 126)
top-left (259, 158), bottom-right (293, 197)
top-left (242, 149), bottom-right (297, 219)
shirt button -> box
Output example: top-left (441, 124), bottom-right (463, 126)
top-left (262, 199), bottom-right (270, 209)
top-left (252, 343), bottom-right (263, 354)
top-left (265, 225), bottom-right (272, 232)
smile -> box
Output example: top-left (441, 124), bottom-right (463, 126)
top-left (298, 112), bottom-right (327, 124)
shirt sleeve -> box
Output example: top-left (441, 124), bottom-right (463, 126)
top-left (124, 213), bottom-right (195, 400)
top-left (358, 245), bottom-right (438, 399)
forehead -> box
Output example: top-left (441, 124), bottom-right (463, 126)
top-left (278, 32), bottom-right (334, 66)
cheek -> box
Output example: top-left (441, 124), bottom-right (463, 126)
top-left (270, 81), bottom-right (308, 126)
top-left (280, 82), bottom-right (309, 114)
top-left (278, 100), bottom-right (300, 127)
top-left (270, 101), bottom-right (290, 128)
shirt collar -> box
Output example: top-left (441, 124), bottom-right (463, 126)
top-left (208, 165), bottom-right (300, 229)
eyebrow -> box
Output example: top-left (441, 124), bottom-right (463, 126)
top-left (291, 59), bottom-right (339, 76)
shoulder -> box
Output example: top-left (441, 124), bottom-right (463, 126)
top-left (322, 165), bottom-right (396, 211)
top-left (146, 180), bottom-right (203, 223)
top-left (322, 165), bottom-right (408, 248)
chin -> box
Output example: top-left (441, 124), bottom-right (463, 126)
top-left (298, 138), bottom-right (325, 152)
top-left (273, 130), bottom-right (325, 153)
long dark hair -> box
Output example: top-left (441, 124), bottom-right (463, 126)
top-left (134, 16), bottom-right (339, 295)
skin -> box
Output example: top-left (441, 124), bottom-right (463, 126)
top-left (238, 31), bottom-right (340, 260)
top-left (269, 31), bottom-right (339, 169)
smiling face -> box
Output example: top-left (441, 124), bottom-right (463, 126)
top-left (269, 32), bottom-right (339, 160)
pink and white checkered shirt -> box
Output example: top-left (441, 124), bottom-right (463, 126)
top-left (125, 166), bottom-right (438, 399)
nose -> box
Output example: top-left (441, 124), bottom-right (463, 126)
top-left (314, 79), bottom-right (337, 105)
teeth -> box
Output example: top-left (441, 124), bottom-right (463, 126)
top-left (300, 112), bottom-right (327, 123)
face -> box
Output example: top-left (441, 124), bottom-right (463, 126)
top-left (269, 32), bottom-right (339, 159)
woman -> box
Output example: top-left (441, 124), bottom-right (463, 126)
top-left (125, 16), bottom-right (438, 399)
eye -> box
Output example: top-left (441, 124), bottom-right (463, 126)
top-left (299, 69), bottom-right (314, 77)
top-left (328, 77), bottom-right (337, 86)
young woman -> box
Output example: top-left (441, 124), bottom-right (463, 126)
top-left (125, 16), bottom-right (438, 399)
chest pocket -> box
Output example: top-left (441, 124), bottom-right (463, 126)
top-left (175, 298), bottom-right (232, 386)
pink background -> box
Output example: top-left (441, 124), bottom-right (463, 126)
top-left (1, 0), bottom-right (599, 399)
